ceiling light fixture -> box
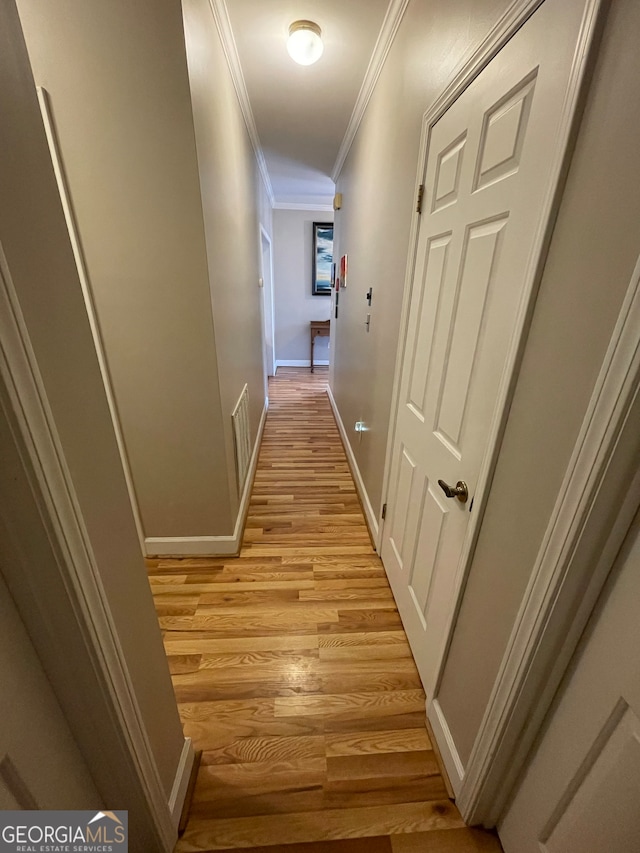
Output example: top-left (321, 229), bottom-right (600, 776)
top-left (287, 20), bottom-right (323, 66)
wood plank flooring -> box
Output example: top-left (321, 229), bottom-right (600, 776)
top-left (148, 368), bottom-right (501, 853)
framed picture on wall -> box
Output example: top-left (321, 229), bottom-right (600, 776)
top-left (340, 253), bottom-right (348, 288)
top-left (312, 222), bottom-right (333, 296)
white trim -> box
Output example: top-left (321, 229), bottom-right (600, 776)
top-left (380, 0), bottom-right (604, 699)
top-left (273, 203), bottom-right (334, 213)
top-left (207, 0), bottom-right (275, 207)
top-left (332, 0), bottom-right (410, 182)
top-left (145, 535), bottom-right (239, 558)
top-left (260, 225), bottom-right (276, 379)
top-left (378, 131), bottom-right (429, 543)
top-left (36, 87), bottom-right (146, 553)
top-left (168, 738), bottom-right (195, 829)
top-left (327, 385), bottom-right (379, 544)
top-left (427, 698), bottom-right (465, 794)
top-left (457, 253), bottom-right (640, 825)
top-left (0, 246), bottom-right (176, 851)
top-left (145, 397), bottom-right (268, 557)
top-left (276, 359), bottom-right (329, 368)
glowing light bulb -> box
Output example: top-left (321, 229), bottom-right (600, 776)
top-left (287, 21), bottom-right (323, 66)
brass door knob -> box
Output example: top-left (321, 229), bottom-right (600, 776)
top-left (437, 479), bottom-right (469, 504)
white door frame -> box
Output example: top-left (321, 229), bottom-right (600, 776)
top-left (260, 225), bottom-right (276, 379)
top-left (377, 0), bottom-right (607, 818)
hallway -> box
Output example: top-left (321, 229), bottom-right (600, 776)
top-left (148, 369), bottom-right (501, 852)
top-left (2, 1), bottom-right (638, 848)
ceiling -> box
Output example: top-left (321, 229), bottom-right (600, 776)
top-left (218, 0), bottom-right (400, 208)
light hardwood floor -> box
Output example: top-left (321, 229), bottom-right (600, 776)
top-left (148, 368), bottom-right (501, 853)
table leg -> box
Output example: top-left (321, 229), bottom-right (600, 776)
top-left (310, 330), bottom-right (314, 373)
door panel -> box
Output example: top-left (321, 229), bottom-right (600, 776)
top-left (407, 235), bottom-right (451, 417)
top-left (473, 73), bottom-right (536, 191)
top-left (381, 0), bottom-right (595, 698)
top-left (409, 484), bottom-right (449, 617)
top-left (388, 445), bottom-right (418, 568)
top-left (499, 517), bottom-right (640, 852)
top-left (433, 216), bottom-right (507, 452)
top-left (432, 134), bottom-right (467, 212)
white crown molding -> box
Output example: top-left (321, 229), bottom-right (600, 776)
top-left (207, 0), bottom-right (275, 207)
top-left (331, 0), bottom-right (410, 183)
top-left (273, 203), bottom-right (334, 213)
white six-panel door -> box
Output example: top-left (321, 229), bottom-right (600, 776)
top-left (381, 0), bottom-right (595, 699)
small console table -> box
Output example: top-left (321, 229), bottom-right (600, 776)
top-left (309, 320), bottom-right (330, 373)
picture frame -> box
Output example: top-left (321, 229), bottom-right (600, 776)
top-left (340, 253), bottom-right (348, 289)
top-left (312, 222), bottom-right (333, 296)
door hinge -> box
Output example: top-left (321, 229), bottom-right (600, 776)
top-left (416, 184), bottom-right (425, 215)
top-left (381, 502), bottom-right (387, 520)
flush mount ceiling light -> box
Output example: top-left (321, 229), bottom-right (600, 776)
top-left (287, 20), bottom-right (323, 66)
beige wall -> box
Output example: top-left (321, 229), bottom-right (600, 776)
top-left (273, 209), bottom-right (334, 365)
top-left (438, 0), bottom-right (640, 764)
top-left (331, 0), bottom-right (510, 516)
top-left (16, 0), bottom-right (233, 537)
top-left (0, 0), bottom-right (184, 828)
top-left (182, 0), bottom-right (271, 517)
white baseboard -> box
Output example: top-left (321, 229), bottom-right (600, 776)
top-left (144, 399), bottom-right (268, 558)
top-left (276, 359), bottom-right (330, 368)
top-left (428, 698), bottom-right (465, 796)
top-left (144, 535), bottom-right (239, 557)
top-left (326, 385), bottom-right (379, 545)
top-left (168, 737), bottom-right (195, 829)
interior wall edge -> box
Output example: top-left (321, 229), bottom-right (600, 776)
top-left (144, 394), bottom-right (268, 558)
top-left (35, 85), bottom-right (146, 553)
